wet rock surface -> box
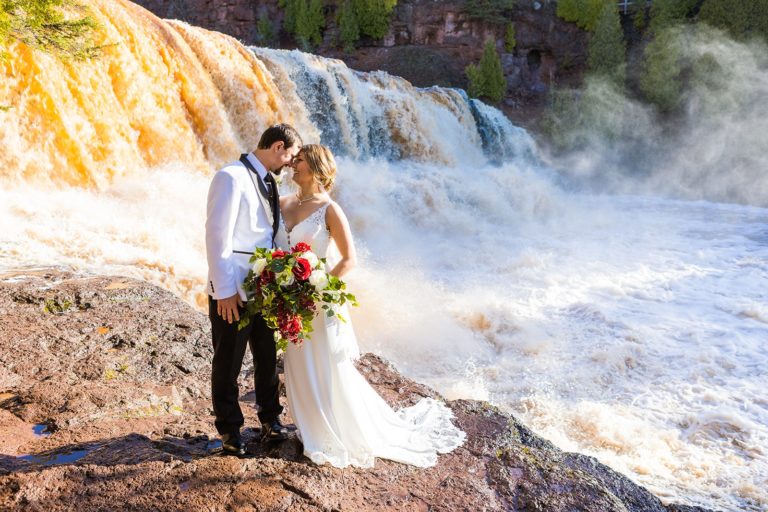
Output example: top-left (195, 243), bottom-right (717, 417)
top-left (0, 269), bottom-right (715, 511)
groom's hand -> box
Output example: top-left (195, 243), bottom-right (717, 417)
top-left (217, 294), bottom-right (243, 324)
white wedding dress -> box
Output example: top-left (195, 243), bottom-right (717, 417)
top-left (274, 201), bottom-right (465, 468)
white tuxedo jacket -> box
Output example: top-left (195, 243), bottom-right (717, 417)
top-left (206, 153), bottom-right (274, 301)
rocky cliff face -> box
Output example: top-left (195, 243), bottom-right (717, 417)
top-left (130, 0), bottom-right (589, 128)
top-left (0, 269), bottom-right (714, 511)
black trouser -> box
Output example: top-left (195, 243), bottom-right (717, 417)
top-left (209, 296), bottom-right (282, 434)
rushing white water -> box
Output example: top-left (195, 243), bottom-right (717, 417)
top-left (2, 43), bottom-right (767, 512)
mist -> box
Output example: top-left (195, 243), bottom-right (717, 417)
top-left (546, 26), bottom-right (768, 207)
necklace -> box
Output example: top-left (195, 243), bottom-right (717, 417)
top-left (296, 192), bottom-right (321, 205)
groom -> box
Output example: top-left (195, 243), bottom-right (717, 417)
top-left (205, 123), bottom-right (302, 455)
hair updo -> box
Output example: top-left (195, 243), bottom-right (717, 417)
top-left (300, 144), bottom-right (337, 192)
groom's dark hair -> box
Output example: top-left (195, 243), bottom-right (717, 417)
top-left (257, 123), bottom-right (302, 150)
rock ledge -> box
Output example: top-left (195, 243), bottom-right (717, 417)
top-left (0, 269), bottom-right (714, 511)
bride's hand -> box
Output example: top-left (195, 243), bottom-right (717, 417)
top-left (217, 294), bottom-right (243, 324)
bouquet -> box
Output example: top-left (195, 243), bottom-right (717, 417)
top-left (239, 242), bottom-right (357, 351)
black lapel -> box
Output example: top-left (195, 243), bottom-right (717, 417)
top-left (268, 175), bottom-right (280, 236)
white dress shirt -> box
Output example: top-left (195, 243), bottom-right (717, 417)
top-left (206, 153), bottom-right (274, 301)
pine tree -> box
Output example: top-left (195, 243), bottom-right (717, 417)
top-left (648, 0), bottom-right (677, 33)
top-left (337, 0), bottom-right (359, 53)
top-left (280, 0), bottom-right (299, 35)
top-left (556, 0), bottom-right (604, 32)
top-left (556, 0), bottom-right (579, 24)
top-left (504, 22), bottom-right (516, 52)
top-left (640, 27), bottom-right (683, 112)
top-left (756, 0), bottom-right (768, 41)
top-left (295, 0), bottom-right (324, 50)
top-left (632, 2), bottom-right (646, 30)
top-left (588, 1), bottom-right (626, 87)
top-left (1, 0), bottom-right (101, 60)
top-left (466, 63), bottom-right (483, 98)
top-left (648, 0), bottom-right (696, 34)
top-left (465, 39), bottom-right (506, 103)
top-left (255, 12), bottom-right (275, 46)
top-left (699, 0), bottom-right (768, 41)
top-left (352, 0), bottom-right (396, 40)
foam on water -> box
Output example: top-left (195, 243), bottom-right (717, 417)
top-left (2, 13), bottom-right (766, 509)
top-left (2, 157), bottom-right (766, 510)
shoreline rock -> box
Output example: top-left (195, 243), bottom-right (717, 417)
top-left (0, 269), bottom-right (715, 511)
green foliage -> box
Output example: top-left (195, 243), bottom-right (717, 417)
top-left (464, 0), bottom-right (515, 24)
top-left (337, 0), bottom-right (359, 52)
top-left (465, 39), bottom-right (506, 103)
top-left (280, 0), bottom-right (299, 35)
top-left (504, 22), bottom-right (516, 52)
top-left (295, 0), bottom-right (324, 50)
top-left (240, 246), bottom-right (357, 351)
top-left (632, 2), bottom-right (646, 30)
top-left (542, 78), bottom-right (644, 152)
top-left (255, 12), bottom-right (275, 46)
top-left (0, 0), bottom-right (102, 60)
top-left (698, 0), bottom-right (768, 41)
top-left (351, 0), bottom-right (396, 40)
top-left (588, 1), bottom-right (625, 87)
top-left (556, 0), bottom-right (604, 32)
top-left (648, 0), bottom-right (697, 34)
top-left (640, 26), bottom-right (684, 112)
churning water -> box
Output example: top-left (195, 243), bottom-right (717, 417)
top-left (1, 6), bottom-right (766, 509)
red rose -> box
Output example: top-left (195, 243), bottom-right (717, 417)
top-left (259, 269), bottom-right (275, 284)
top-left (279, 316), bottom-right (302, 337)
top-left (288, 317), bottom-right (302, 335)
top-left (292, 258), bottom-right (312, 281)
top-left (299, 296), bottom-right (316, 310)
top-left (292, 242), bottom-right (311, 254)
top-left (271, 250), bottom-right (286, 259)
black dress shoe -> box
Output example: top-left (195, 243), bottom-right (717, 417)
top-left (220, 431), bottom-right (245, 456)
top-left (273, 419), bottom-right (297, 432)
top-left (259, 420), bottom-right (289, 442)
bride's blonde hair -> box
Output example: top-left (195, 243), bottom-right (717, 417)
top-left (300, 144), bottom-right (337, 192)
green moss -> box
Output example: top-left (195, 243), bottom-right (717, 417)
top-left (104, 362), bottom-right (130, 381)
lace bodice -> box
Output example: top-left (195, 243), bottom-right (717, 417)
top-left (275, 202), bottom-right (332, 257)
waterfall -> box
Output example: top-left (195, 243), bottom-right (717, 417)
top-left (2, 3), bottom-right (765, 511)
top-left (252, 48), bottom-right (538, 167)
top-left (0, 2), bottom-right (538, 188)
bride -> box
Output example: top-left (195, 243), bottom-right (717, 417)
top-left (274, 144), bottom-right (465, 468)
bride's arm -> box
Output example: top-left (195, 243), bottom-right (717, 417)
top-left (325, 202), bottom-right (357, 278)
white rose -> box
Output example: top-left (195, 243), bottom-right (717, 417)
top-left (304, 251), bottom-right (319, 268)
top-left (252, 258), bottom-right (268, 274)
top-left (278, 270), bottom-right (295, 287)
top-left (309, 269), bottom-right (329, 290)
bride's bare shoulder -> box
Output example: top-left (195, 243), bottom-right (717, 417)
top-left (324, 200), bottom-right (346, 218)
